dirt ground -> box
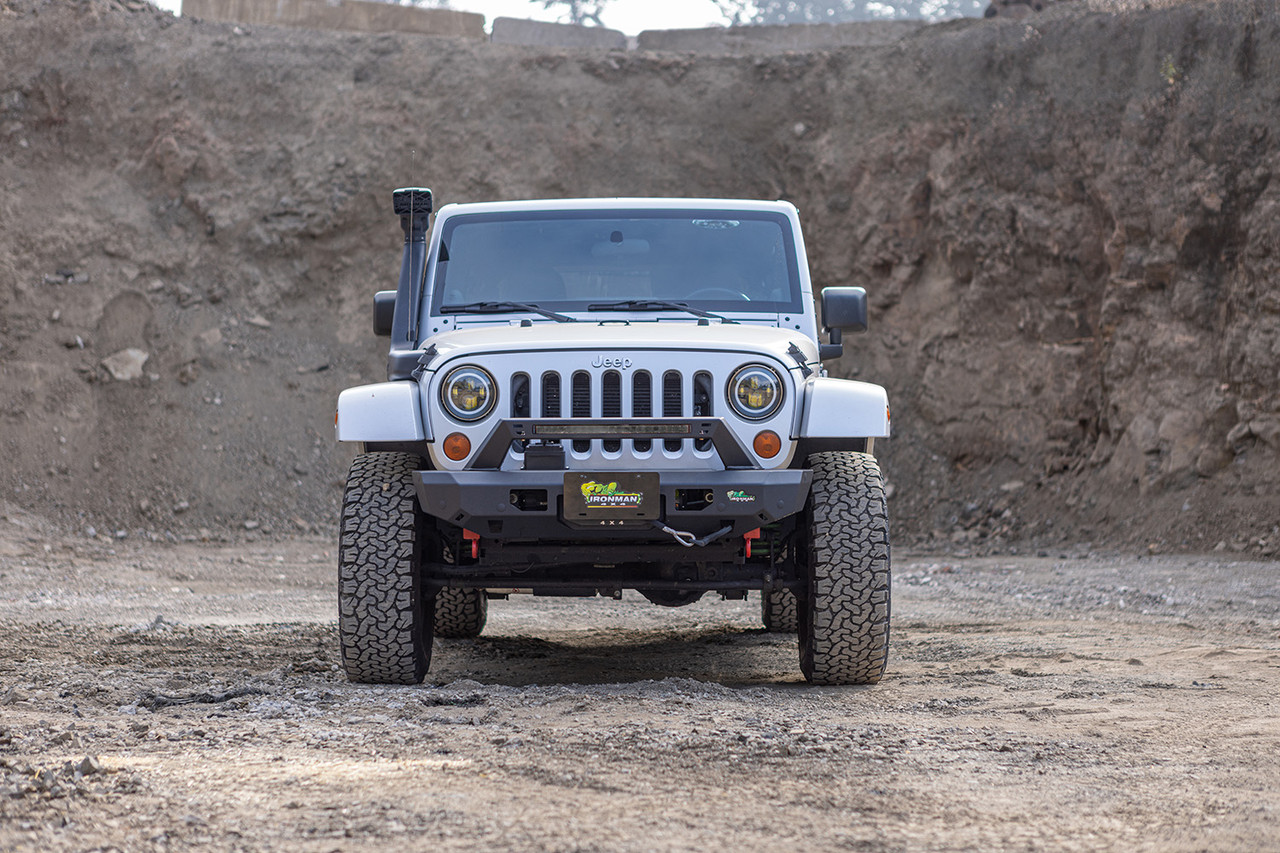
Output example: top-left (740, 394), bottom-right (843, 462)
top-left (2, 505), bottom-right (1278, 852)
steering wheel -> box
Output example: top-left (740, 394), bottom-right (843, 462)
top-left (686, 288), bottom-right (751, 302)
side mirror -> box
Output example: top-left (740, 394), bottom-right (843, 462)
top-left (817, 287), bottom-right (868, 361)
top-left (373, 290), bottom-right (397, 337)
top-left (820, 287), bottom-right (868, 333)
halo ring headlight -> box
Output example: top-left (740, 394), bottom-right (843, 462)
top-left (441, 365), bottom-right (497, 422)
top-left (727, 364), bottom-right (784, 421)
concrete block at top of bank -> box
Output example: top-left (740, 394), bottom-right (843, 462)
top-left (491, 17), bottom-right (627, 50)
top-left (635, 20), bottom-right (925, 55)
top-left (181, 0), bottom-right (485, 39)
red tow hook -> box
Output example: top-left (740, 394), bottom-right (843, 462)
top-left (744, 528), bottom-right (761, 558)
top-left (463, 529), bottom-right (480, 560)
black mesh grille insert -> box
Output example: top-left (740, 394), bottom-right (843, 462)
top-left (633, 371), bottom-right (652, 453)
top-left (662, 371), bottom-right (683, 453)
top-left (541, 372), bottom-right (561, 418)
top-left (602, 371), bottom-right (622, 453)
top-left (511, 373), bottom-right (530, 418)
top-left (511, 373), bottom-right (530, 453)
top-left (693, 371), bottom-right (713, 451)
top-left (571, 371), bottom-right (591, 453)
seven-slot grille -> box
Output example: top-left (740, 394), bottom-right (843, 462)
top-left (508, 369), bottom-right (719, 457)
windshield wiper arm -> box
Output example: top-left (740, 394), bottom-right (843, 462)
top-left (440, 301), bottom-right (577, 323)
top-left (585, 300), bottom-right (737, 324)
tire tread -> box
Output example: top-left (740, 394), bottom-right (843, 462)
top-left (800, 451), bottom-right (891, 686)
top-left (338, 452), bottom-right (431, 684)
top-left (433, 588), bottom-right (488, 639)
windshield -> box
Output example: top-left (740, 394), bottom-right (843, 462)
top-left (430, 209), bottom-right (803, 315)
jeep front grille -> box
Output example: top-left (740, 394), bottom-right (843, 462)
top-left (519, 369), bottom-right (716, 458)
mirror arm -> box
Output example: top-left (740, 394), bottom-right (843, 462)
top-left (819, 328), bottom-right (843, 361)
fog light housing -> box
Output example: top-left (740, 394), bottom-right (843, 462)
top-left (753, 430), bottom-right (782, 459)
top-left (443, 432), bottom-right (472, 461)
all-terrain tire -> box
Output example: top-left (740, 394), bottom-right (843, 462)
top-left (798, 451), bottom-right (890, 685)
top-left (338, 452), bottom-right (432, 684)
top-left (761, 589), bottom-right (799, 633)
top-left (433, 587), bottom-right (488, 639)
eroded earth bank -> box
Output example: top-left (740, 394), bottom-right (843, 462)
top-left (2, 0), bottom-right (1280, 551)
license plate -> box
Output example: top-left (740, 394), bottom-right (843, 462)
top-left (563, 472), bottom-right (659, 523)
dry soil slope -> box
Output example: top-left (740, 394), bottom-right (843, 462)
top-left (1, 0), bottom-right (1277, 552)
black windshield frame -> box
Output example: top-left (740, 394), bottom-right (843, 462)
top-left (428, 208), bottom-right (805, 317)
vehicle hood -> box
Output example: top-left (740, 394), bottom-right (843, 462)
top-left (419, 321), bottom-right (819, 373)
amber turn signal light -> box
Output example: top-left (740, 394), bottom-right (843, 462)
top-left (443, 432), bottom-right (472, 461)
top-left (753, 430), bottom-right (782, 459)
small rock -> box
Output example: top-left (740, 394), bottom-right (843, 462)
top-left (176, 284), bottom-right (202, 308)
top-left (1226, 421), bottom-right (1252, 445)
top-left (75, 756), bottom-right (103, 777)
top-left (173, 500), bottom-right (190, 514)
top-left (245, 314), bottom-right (272, 329)
top-left (101, 348), bottom-right (150, 381)
top-left (131, 614), bottom-right (173, 633)
top-left (999, 480), bottom-right (1026, 493)
top-left (243, 520), bottom-right (260, 531)
top-left (195, 328), bottom-right (222, 348)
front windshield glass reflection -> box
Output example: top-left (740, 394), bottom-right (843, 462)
top-left (432, 210), bottom-right (802, 314)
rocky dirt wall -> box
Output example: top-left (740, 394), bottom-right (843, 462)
top-left (1, 0), bottom-right (1277, 552)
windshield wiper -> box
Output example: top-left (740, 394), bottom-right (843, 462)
top-left (441, 301), bottom-right (577, 323)
top-left (585, 300), bottom-right (737, 324)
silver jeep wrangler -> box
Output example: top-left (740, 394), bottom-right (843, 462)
top-left (336, 190), bottom-right (890, 685)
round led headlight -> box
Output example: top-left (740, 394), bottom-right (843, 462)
top-left (441, 365), bottom-right (497, 422)
top-left (727, 364), bottom-right (784, 421)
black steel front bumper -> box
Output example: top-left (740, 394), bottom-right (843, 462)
top-left (414, 468), bottom-right (812, 541)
